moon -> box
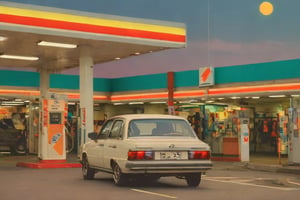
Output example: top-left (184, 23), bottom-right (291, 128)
top-left (259, 1), bottom-right (274, 16)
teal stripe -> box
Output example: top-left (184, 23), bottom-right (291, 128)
top-left (111, 73), bottom-right (166, 92)
top-left (0, 70), bottom-right (39, 87)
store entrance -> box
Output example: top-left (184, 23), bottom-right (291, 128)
top-left (176, 96), bottom-right (290, 161)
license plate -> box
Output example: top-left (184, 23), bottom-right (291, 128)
top-left (155, 151), bottom-right (188, 160)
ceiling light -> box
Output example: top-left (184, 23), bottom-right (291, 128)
top-left (252, 96), bottom-right (260, 99)
top-left (291, 95), bottom-right (300, 97)
top-left (37, 41), bottom-right (77, 48)
top-left (269, 95), bottom-right (286, 98)
top-left (129, 102), bottom-right (144, 105)
top-left (0, 54), bottom-right (39, 61)
top-left (113, 102), bottom-right (125, 105)
top-left (115, 57), bottom-right (121, 60)
top-left (0, 36), bottom-right (7, 41)
top-left (230, 97), bottom-right (240, 99)
top-left (150, 101), bottom-right (166, 104)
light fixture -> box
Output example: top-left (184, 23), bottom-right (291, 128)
top-left (129, 102), bottom-right (144, 105)
top-left (230, 97), bottom-right (240, 99)
top-left (0, 36), bottom-right (7, 41)
top-left (113, 102), bottom-right (125, 105)
top-left (1, 101), bottom-right (25, 106)
top-left (291, 94), bottom-right (300, 97)
top-left (269, 95), bottom-right (286, 98)
top-left (115, 57), bottom-right (121, 60)
top-left (149, 101), bottom-right (166, 104)
top-left (37, 41), bottom-right (77, 48)
top-left (0, 54), bottom-right (39, 61)
top-left (252, 96), bottom-right (260, 99)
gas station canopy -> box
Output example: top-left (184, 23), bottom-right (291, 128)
top-left (0, 1), bottom-right (186, 72)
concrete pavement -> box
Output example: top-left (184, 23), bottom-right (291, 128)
top-left (1, 153), bottom-right (300, 174)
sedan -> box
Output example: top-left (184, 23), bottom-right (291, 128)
top-left (79, 114), bottom-right (212, 187)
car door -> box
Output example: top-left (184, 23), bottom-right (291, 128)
top-left (103, 119), bottom-right (125, 169)
top-left (86, 120), bottom-right (113, 168)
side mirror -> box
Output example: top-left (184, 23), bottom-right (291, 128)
top-left (88, 132), bottom-right (97, 140)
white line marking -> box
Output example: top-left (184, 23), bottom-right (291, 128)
top-left (131, 188), bottom-right (177, 199)
top-left (204, 177), bottom-right (299, 191)
top-left (287, 179), bottom-right (300, 186)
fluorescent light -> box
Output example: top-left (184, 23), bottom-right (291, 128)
top-left (150, 101), bottom-right (166, 104)
top-left (115, 57), bottom-right (121, 60)
top-left (230, 97), bottom-right (240, 99)
top-left (0, 36), bottom-right (7, 41)
top-left (38, 41), bottom-right (77, 48)
top-left (291, 95), bottom-right (300, 97)
top-left (113, 102), bottom-right (125, 105)
top-left (269, 95), bottom-right (286, 98)
top-left (0, 54), bottom-right (39, 61)
top-left (129, 102), bottom-right (144, 105)
top-left (1, 101), bottom-right (25, 106)
top-left (252, 97), bottom-right (260, 99)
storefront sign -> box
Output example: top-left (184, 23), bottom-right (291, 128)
top-left (199, 67), bottom-right (214, 87)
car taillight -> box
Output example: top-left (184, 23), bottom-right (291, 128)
top-left (189, 151), bottom-right (210, 160)
top-left (128, 151), bottom-right (154, 160)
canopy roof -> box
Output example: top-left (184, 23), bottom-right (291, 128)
top-left (0, 1), bottom-right (186, 72)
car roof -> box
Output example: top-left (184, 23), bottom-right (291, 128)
top-left (110, 114), bottom-right (186, 121)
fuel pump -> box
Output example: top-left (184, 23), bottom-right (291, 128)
top-left (38, 94), bottom-right (67, 161)
top-left (288, 107), bottom-right (300, 164)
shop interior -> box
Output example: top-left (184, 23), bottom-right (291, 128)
top-left (0, 94), bottom-right (294, 159)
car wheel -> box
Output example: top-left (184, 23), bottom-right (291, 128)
top-left (112, 163), bottom-right (127, 186)
top-left (15, 143), bottom-right (26, 154)
top-left (186, 173), bottom-right (201, 187)
top-left (82, 157), bottom-right (95, 180)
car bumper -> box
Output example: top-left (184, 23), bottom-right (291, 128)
top-left (123, 160), bottom-right (213, 174)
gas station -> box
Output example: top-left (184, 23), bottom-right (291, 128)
top-left (0, 1), bottom-right (300, 168)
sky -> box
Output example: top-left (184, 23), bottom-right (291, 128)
top-left (5, 0), bottom-right (300, 78)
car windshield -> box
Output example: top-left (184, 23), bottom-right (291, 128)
top-left (127, 118), bottom-right (196, 138)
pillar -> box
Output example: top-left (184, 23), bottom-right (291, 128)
top-left (79, 45), bottom-right (94, 145)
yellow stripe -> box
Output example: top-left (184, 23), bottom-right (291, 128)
top-left (0, 6), bottom-right (185, 35)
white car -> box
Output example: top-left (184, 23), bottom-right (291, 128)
top-left (79, 114), bottom-right (212, 187)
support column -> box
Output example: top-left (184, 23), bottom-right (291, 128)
top-left (38, 67), bottom-right (49, 159)
top-left (79, 45), bottom-right (94, 145)
top-left (167, 71), bottom-right (175, 115)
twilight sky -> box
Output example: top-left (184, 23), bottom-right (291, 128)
top-left (6, 0), bottom-right (300, 78)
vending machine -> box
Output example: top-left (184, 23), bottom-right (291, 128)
top-left (38, 95), bottom-right (67, 161)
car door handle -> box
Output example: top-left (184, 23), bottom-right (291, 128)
top-left (109, 145), bottom-right (116, 148)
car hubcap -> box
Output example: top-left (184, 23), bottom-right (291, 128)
top-left (113, 165), bottom-right (120, 183)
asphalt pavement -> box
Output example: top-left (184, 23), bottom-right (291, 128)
top-left (0, 152), bottom-right (300, 174)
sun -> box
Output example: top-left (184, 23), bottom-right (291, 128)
top-left (259, 1), bottom-right (274, 16)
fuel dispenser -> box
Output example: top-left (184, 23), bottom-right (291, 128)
top-left (288, 107), bottom-right (300, 164)
top-left (38, 95), bottom-right (67, 161)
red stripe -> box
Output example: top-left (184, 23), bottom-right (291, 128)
top-left (209, 85), bottom-right (300, 95)
top-left (0, 14), bottom-right (186, 43)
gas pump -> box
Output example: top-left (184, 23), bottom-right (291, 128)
top-left (239, 118), bottom-right (250, 162)
top-left (38, 94), bottom-right (67, 161)
top-left (288, 107), bottom-right (300, 164)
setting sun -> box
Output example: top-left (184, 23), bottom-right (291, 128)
top-left (259, 1), bottom-right (274, 16)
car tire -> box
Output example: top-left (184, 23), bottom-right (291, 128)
top-left (15, 143), bottom-right (26, 154)
top-left (186, 173), bottom-right (201, 187)
top-left (112, 163), bottom-right (127, 186)
top-left (82, 156), bottom-right (95, 180)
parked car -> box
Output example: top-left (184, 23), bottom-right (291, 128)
top-left (0, 119), bottom-right (27, 155)
top-left (79, 114), bottom-right (212, 187)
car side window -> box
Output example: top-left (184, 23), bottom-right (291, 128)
top-left (98, 119), bottom-right (113, 139)
top-left (109, 120), bottom-right (123, 139)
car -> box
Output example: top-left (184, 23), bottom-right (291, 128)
top-left (0, 119), bottom-right (27, 155)
top-left (79, 114), bottom-right (212, 187)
